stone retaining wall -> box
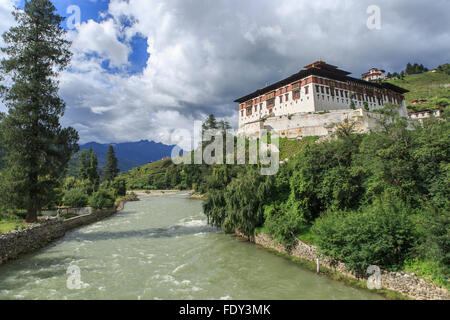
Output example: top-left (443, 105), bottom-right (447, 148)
top-left (0, 203), bottom-right (125, 266)
top-left (248, 232), bottom-right (449, 300)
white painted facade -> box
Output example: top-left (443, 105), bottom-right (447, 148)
top-left (237, 77), bottom-right (407, 138)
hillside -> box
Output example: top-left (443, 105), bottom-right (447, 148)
top-left (386, 66), bottom-right (450, 112)
top-left (65, 140), bottom-right (181, 177)
top-left (123, 137), bottom-right (312, 191)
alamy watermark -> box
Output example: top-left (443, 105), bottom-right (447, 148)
top-left (367, 5), bottom-right (381, 30)
top-left (66, 264), bottom-right (89, 290)
top-left (170, 121), bottom-right (279, 176)
top-left (366, 265), bottom-right (382, 290)
top-left (66, 5), bottom-right (81, 30)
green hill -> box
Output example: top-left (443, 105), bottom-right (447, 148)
top-left (122, 137), bottom-right (312, 191)
top-left (386, 65), bottom-right (450, 112)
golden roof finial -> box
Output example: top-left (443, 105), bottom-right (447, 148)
top-left (319, 57), bottom-right (323, 62)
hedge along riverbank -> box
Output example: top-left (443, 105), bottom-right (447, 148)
top-left (238, 232), bottom-right (449, 300)
top-left (0, 200), bottom-right (130, 265)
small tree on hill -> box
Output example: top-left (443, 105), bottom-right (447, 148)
top-left (87, 148), bottom-right (99, 192)
top-left (104, 145), bottom-right (119, 182)
top-left (78, 149), bottom-right (89, 180)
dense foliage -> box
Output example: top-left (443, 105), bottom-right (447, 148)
top-left (199, 106), bottom-right (449, 282)
top-left (312, 197), bottom-right (416, 273)
top-left (62, 188), bottom-right (89, 208)
top-left (0, 0), bottom-right (79, 222)
top-left (89, 189), bottom-right (115, 210)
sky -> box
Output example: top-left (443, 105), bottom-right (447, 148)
top-left (0, 0), bottom-right (449, 146)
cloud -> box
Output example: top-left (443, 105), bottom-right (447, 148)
top-left (0, 0), bottom-right (449, 146)
top-left (72, 18), bottom-right (130, 68)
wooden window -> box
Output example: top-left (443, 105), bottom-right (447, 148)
top-left (267, 98), bottom-right (275, 108)
top-left (292, 82), bottom-right (300, 90)
top-left (279, 96), bottom-right (283, 103)
top-left (285, 93), bottom-right (289, 101)
top-left (305, 86), bottom-right (309, 95)
top-left (293, 89), bottom-right (300, 100)
top-left (266, 91), bottom-right (275, 100)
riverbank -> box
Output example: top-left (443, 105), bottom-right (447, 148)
top-left (0, 199), bottom-right (132, 266)
top-left (237, 232), bottom-right (449, 300)
top-left (129, 189), bottom-right (206, 200)
top-left (130, 190), bottom-right (187, 198)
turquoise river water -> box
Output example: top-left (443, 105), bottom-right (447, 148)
top-left (0, 193), bottom-right (383, 300)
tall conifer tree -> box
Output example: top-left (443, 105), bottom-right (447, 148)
top-left (0, 0), bottom-right (79, 222)
top-left (87, 148), bottom-right (99, 191)
top-left (104, 145), bottom-right (119, 182)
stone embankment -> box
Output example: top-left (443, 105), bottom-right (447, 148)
top-left (0, 200), bottom-right (130, 265)
top-left (242, 232), bottom-right (449, 300)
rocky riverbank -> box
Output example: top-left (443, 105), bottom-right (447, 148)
top-left (0, 200), bottom-right (130, 266)
top-left (238, 232), bottom-right (449, 300)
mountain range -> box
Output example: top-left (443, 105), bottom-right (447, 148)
top-left (67, 140), bottom-right (180, 175)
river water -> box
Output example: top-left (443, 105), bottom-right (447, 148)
top-left (0, 193), bottom-right (382, 300)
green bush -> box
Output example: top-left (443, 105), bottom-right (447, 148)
top-left (62, 188), bottom-right (89, 208)
top-left (312, 197), bottom-right (416, 274)
top-left (109, 177), bottom-right (127, 198)
top-left (264, 203), bottom-right (303, 248)
top-left (89, 189), bottom-right (115, 210)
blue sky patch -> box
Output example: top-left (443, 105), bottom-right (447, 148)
top-left (18, 0), bottom-right (149, 75)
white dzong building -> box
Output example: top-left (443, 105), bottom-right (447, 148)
top-left (235, 60), bottom-right (408, 138)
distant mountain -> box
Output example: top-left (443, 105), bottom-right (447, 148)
top-left (72, 140), bottom-right (180, 174)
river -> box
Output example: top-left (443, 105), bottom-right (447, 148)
top-left (0, 193), bottom-right (382, 300)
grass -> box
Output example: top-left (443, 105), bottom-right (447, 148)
top-left (0, 218), bottom-right (28, 234)
top-left (279, 136), bottom-right (317, 161)
top-left (403, 257), bottom-right (449, 289)
top-left (295, 224), bottom-right (316, 245)
top-left (386, 70), bottom-right (450, 112)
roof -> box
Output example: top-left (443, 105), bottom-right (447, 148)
top-left (234, 64), bottom-right (408, 103)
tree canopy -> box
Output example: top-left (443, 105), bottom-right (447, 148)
top-left (0, 0), bottom-right (79, 222)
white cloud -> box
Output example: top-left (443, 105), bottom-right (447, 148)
top-left (1, 0), bottom-right (449, 146)
top-left (71, 18), bottom-right (130, 68)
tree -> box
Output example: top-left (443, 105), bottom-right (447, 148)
top-left (78, 149), bottom-right (89, 180)
top-left (104, 145), bottom-right (119, 182)
top-left (87, 148), bottom-right (99, 191)
top-left (0, 0), bottom-right (79, 222)
top-left (312, 197), bottom-right (415, 273)
top-left (202, 114), bottom-right (218, 137)
top-left (218, 120), bottom-right (232, 135)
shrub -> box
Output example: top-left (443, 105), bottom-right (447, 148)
top-left (62, 188), bottom-right (89, 208)
top-left (312, 197), bottom-right (416, 274)
top-left (89, 189), bottom-right (115, 210)
top-left (110, 177), bottom-right (127, 198)
top-left (264, 203), bottom-right (303, 248)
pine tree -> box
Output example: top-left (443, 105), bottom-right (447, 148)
top-left (0, 0), bottom-right (79, 222)
top-left (87, 148), bottom-right (99, 191)
top-left (78, 149), bottom-right (89, 180)
top-left (104, 145), bottom-right (119, 182)
top-left (218, 120), bottom-right (232, 135)
top-left (406, 63), bottom-right (413, 74)
top-left (202, 114), bottom-right (218, 136)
